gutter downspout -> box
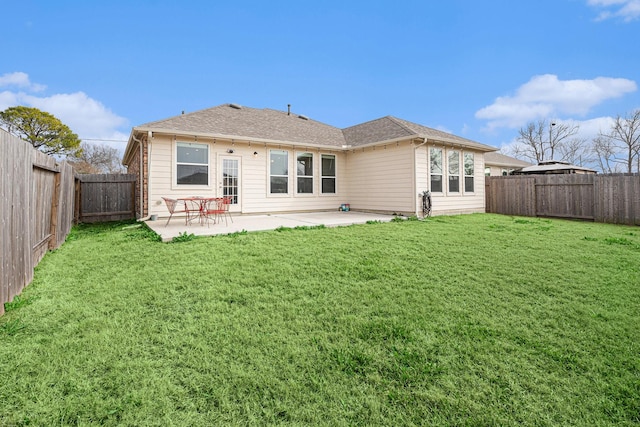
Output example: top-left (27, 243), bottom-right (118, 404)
top-left (146, 131), bottom-right (152, 219)
top-left (132, 133), bottom-right (148, 221)
top-left (413, 138), bottom-right (428, 217)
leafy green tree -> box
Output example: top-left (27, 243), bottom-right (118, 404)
top-left (0, 106), bottom-right (81, 157)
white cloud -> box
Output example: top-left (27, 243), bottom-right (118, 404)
top-left (587, 0), bottom-right (640, 21)
top-left (570, 116), bottom-right (616, 140)
top-left (0, 71), bottom-right (46, 92)
top-left (475, 74), bottom-right (636, 130)
top-left (23, 92), bottom-right (128, 142)
top-left (0, 90), bottom-right (19, 107)
top-left (0, 72), bottom-right (129, 152)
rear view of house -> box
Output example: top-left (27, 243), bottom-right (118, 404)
top-left (122, 104), bottom-right (497, 219)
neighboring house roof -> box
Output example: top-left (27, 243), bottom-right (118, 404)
top-left (513, 160), bottom-right (597, 175)
top-left (484, 152), bottom-right (531, 168)
top-left (124, 103), bottom-right (496, 164)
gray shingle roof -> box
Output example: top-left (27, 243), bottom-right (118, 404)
top-left (134, 103), bottom-right (495, 151)
top-left (484, 152), bottom-right (531, 167)
top-left (343, 116), bottom-right (496, 151)
top-left (137, 104), bottom-right (346, 147)
top-left (342, 116), bottom-right (414, 146)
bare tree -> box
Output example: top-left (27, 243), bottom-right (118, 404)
top-left (600, 110), bottom-right (640, 173)
top-left (559, 137), bottom-right (590, 166)
top-left (592, 135), bottom-right (619, 174)
top-left (512, 119), bottom-right (580, 163)
top-left (71, 142), bottom-right (125, 174)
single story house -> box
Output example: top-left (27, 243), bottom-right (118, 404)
top-left (512, 160), bottom-right (597, 175)
top-left (484, 152), bottom-right (531, 176)
top-left (122, 104), bottom-right (497, 219)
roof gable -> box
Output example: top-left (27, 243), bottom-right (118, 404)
top-left (342, 116), bottom-right (495, 151)
top-left (342, 116), bottom-right (415, 146)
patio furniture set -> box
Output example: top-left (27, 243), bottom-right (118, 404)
top-left (161, 196), bottom-right (233, 227)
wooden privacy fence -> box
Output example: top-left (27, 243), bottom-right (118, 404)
top-left (76, 174), bottom-right (136, 223)
top-left (485, 174), bottom-right (640, 225)
top-left (1, 130), bottom-right (75, 316)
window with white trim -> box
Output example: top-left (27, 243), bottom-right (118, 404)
top-left (296, 152), bottom-right (313, 194)
top-left (448, 150), bottom-right (460, 193)
top-left (464, 152), bottom-right (474, 193)
top-left (176, 142), bottom-right (208, 185)
top-left (270, 149), bottom-right (288, 194)
top-left (321, 154), bottom-right (336, 194)
top-left (429, 148), bottom-right (443, 192)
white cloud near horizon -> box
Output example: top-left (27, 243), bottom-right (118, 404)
top-left (0, 72), bottom-right (129, 150)
top-left (475, 74), bottom-right (637, 131)
top-left (587, 0), bottom-right (640, 21)
top-left (0, 71), bottom-right (46, 92)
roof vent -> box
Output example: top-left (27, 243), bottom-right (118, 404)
top-left (229, 103), bottom-right (242, 109)
top-left (298, 114), bottom-right (309, 120)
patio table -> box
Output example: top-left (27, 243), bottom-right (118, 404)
top-left (177, 196), bottom-right (217, 225)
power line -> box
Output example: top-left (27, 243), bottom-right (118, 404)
top-left (80, 138), bottom-right (128, 143)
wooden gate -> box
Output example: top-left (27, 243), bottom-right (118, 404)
top-left (76, 174), bottom-right (137, 223)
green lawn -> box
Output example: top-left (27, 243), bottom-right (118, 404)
top-left (1, 214), bottom-right (639, 426)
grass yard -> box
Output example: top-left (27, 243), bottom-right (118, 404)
top-left (1, 214), bottom-right (639, 426)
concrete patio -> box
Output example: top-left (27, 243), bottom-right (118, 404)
top-left (145, 211), bottom-right (396, 242)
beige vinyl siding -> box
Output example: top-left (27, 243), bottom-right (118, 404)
top-left (430, 150), bottom-right (485, 215)
top-left (145, 134), bottom-right (487, 219)
top-left (414, 143), bottom-right (429, 215)
top-left (242, 146), bottom-right (345, 213)
top-left (147, 134), bottom-right (227, 217)
top-left (146, 135), bottom-right (345, 217)
top-left (345, 141), bottom-right (415, 214)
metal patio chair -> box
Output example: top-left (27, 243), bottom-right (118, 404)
top-left (162, 197), bottom-right (190, 226)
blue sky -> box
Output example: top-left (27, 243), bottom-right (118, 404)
top-left (1, 0), bottom-right (639, 159)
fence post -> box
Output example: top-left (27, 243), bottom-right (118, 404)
top-left (131, 179), bottom-right (137, 219)
top-left (74, 177), bottom-right (81, 223)
top-left (48, 171), bottom-right (61, 250)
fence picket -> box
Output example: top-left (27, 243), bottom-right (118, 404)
top-left (1, 130), bottom-right (138, 315)
top-left (1, 131), bottom-right (75, 315)
top-left (486, 174), bottom-right (640, 225)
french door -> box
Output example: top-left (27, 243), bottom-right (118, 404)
top-left (219, 156), bottom-right (241, 212)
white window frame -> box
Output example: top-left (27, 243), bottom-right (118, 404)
top-left (464, 152), bottom-right (475, 194)
top-left (296, 151), bottom-right (314, 195)
top-left (269, 149), bottom-right (289, 195)
top-left (175, 141), bottom-right (210, 188)
top-left (429, 147), bottom-right (443, 193)
top-left (448, 150), bottom-right (460, 194)
top-left (321, 154), bottom-right (336, 194)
